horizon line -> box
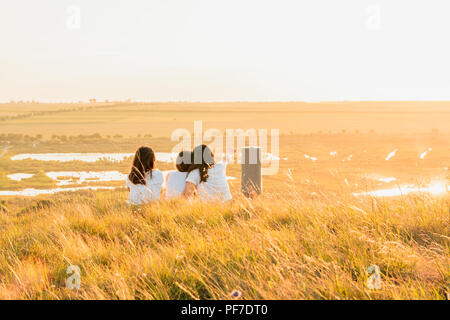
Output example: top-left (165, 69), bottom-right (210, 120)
top-left (2, 99), bottom-right (450, 105)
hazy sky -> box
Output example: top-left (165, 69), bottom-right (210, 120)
top-left (1, 0), bottom-right (449, 102)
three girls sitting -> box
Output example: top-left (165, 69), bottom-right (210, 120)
top-left (127, 144), bottom-right (232, 205)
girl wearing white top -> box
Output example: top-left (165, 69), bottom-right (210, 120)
top-left (183, 144), bottom-right (232, 202)
top-left (126, 146), bottom-right (163, 205)
top-left (165, 151), bottom-right (191, 199)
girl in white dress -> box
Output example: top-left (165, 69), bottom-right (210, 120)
top-left (183, 144), bottom-right (232, 202)
top-left (126, 146), bottom-right (163, 205)
top-left (165, 151), bottom-right (192, 199)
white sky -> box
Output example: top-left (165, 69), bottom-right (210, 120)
top-left (1, 0), bottom-right (449, 102)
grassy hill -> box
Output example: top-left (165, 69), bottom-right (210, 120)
top-left (0, 189), bottom-right (448, 299)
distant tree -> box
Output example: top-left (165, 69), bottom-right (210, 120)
top-left (91, 133), bottom-right (101, 139)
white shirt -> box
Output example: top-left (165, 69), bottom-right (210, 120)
top-left (166, 171), bottom-right (188, 199)
top-left (126, 169), bottom-right (163, 205)
top-left (185, 162), bottom-right (232, 202)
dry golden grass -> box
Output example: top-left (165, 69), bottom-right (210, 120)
top-left (0, 189), bottom-right (448, 300)
top-left (0, 102), bottom-right (449, 300)
top-left (1, 101), bottom-right (450, 137)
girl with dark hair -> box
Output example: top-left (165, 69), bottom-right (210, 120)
top-left (165, 151), bottom-right (192, 199)
top-left (183, 144), bottom-right (232, 201)
top-left (126, 146), bottom-right (163, 204)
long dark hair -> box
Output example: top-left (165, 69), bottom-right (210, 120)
top-left (128, 146), bottom-right (155, 185)
top-left (187, 144), bottom-right (215, 183)
top-left (176, 151), bottom-right (192, 172)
